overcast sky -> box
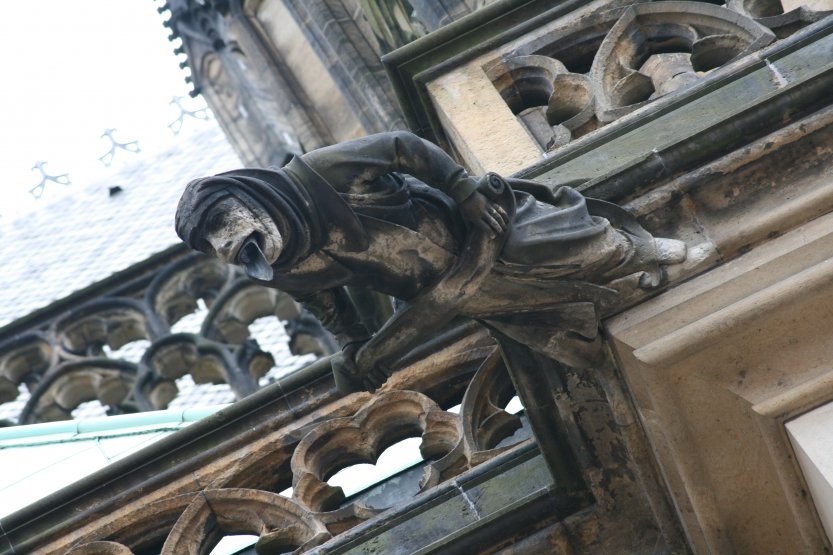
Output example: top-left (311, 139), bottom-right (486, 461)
top-left (0, 1), bottom-right (206, 219)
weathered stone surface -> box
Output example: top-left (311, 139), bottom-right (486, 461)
top-left (160, 489), bottom-right (330, 554)
top-left (429, 59), bottom-right (546, 174)
top-left (20, 359), bottom-right (136, 423)
top-left (312, 445), bottom-right (556, 555)
top-left (420, 2), bottom-right (833, 180)
top-left (8, 3), bottom-right (833, 555)
top-left (291, 390), bottom-right (462, 513)
top-left (175, 131), bottom-right (683, 395)
top-left (66, 541), bottom-right (134, 555)
top-left (0, 333), bottom-right (52, 404)
top-left (256, 0), bottom-right (366, 143)
top-left (460, 348), bottom-right (526, 464)
top-left (607, 209), bottom-right (833, 553)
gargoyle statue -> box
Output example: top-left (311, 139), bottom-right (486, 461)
top-left (176, 131), bottom-right (685, 391)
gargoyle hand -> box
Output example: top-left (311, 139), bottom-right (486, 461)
top-left (331, 340), bottom-right (369, 393)
top-left (458, 191), bottom-right (509, 239)
top-left (353, 341), bottom-right (392, 393)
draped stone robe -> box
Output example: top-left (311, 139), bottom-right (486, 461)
top-left (176, 131), bottom-right (660, 369)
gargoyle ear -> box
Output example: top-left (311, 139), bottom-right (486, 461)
top-left (238, 237), bottom-right (274, 281)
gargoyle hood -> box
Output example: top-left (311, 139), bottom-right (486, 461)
top-left (175, 158), bottom-right (369, 272)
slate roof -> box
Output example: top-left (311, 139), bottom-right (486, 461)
top-left (0, 124), bottom-right (241, 329)
top-left (0, 123), bottom-right (321, 423)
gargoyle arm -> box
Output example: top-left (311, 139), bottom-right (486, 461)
top-left (354, 174), bottom-right (516, 390)
top-left (302, 130), bottom-right (480, 205)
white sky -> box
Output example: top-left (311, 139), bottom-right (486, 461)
top-left (0, 0), bottom-right (208, 219)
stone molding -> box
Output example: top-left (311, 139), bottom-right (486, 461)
top-left (608, 210), bottom-right (833, 552)
top-left (0, 317), bottom-right (683, 553)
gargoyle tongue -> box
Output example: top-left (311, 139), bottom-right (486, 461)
top-left (238, 236), bottom-right (274, 281)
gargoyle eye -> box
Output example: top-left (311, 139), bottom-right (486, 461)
top-left (205, 211), bottom-right (226, 233)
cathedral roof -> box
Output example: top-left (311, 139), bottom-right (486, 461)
top-left (0, 124), bottom-right (240, 330)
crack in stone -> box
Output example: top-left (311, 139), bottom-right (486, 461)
top-left (765, 58), bottom-right (789, 88)
top-left (455, 480), bottom-right (481, 520)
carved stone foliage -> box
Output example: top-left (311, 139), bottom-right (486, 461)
top-left (60, 337), bottom-right (541, 554)
top-left (0, 254), bottom-right (335, 425)
top-left (487, 1), bottom-right (801, 151)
